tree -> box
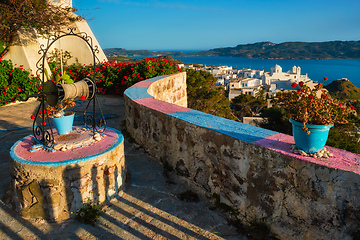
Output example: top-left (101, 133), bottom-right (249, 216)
top-left (255, 89), bottom-right (266, 101)
top-left (0, 0), bottom-right (81, 55)
top-left (186, 69), bottom-right (235, 120)
top-left (231, 94), bottom-right (267, 120)
top-left (258, 106), bottom-right (292, 135)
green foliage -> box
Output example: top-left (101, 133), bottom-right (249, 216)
top-left (55, 71), bottom-right (74, 84)
top-left (0, 40), bottom-right (5, 53)
top-left (273, 81), bottom-right (355, 128)
top-left (325, 79), bottom-right (360, 100)
top-left (259, 106), bottom-right (292, 135)
top-left (350, 100), bottom-right (360, 113)
top-left (327, 123), bottom-right (360, 154)
top-left (75, 199), bottom-right (104, 225)
top-left (0, 0), bottom-right (81, 55)
top-left (47, 48), bottom-right (73, 67)
top-left (0, 58), bottom-right (41, 106)
top-left (231, 94), bottom-right (267, 120)
top-left (186, 69), bottom-right (234, 119)
top-left (50, 57), bottom-right (182, 95)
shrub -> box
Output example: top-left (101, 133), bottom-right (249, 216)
top-left (273, 79), bottom-right (355, 129)
top-left (186, 69), bottom-right (235, 120)
top-left (0, 57), bottom-right (41, 106)
top-left (49, 57), bottom-right (182, 95)
top-left (75, 199), bottom-right (104, 225)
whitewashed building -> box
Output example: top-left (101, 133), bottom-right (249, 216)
top-left (228, 65), bottom-right (315, 100)
top-left (228, 78), bottom-right (263, 100)
top-left (240, 68), bottom-right (265, 79)
top-left (263, 65), bottom-right (310, 86)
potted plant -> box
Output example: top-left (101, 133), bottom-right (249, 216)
top-left (31, 98), bottom-right (77, 135)
top-left (47, 98), bottom-right (76, 135)
top-left (273, 77), bottom-right (356, 154)
top-left (43, 68), bottom-right (77, 135)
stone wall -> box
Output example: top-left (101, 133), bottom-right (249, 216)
top-left (147, 74), bottom-right (188, 107)
top-left (124, 72), bottom-right (360, 240)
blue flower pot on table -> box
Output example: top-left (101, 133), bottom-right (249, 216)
top-left (290, 118), bottom-right (333, 154)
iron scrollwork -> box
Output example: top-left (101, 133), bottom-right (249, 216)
top-left (31, 27), bottom-right (106, 149)
top-left (0, 28), bottom-right (107, 150)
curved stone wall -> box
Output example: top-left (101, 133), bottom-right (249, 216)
top-left (124, 72), bottom-right (360, 240)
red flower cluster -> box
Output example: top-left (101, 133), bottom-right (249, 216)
top-left (50, 57), bottom-right (182, 96)
top-left (274, 77), bottom-right (356, 127)
top-left (0, 58), bottom-right (41, 106)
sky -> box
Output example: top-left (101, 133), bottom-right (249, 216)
top-left (72, 0), bottom-right (360, 51)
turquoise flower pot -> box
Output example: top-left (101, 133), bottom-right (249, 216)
top-left (52, 112), bottom-right (75, 135)
top-left (290, 118), bottom-right (333, 154)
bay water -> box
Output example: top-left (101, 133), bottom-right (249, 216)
top-left (174, 56), bottom-right (360, 88)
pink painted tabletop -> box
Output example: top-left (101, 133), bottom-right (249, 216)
top-left (11, 127), bottom-right (122, 164)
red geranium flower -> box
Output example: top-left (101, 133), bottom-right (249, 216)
top-left (31, 114), bottom-right (35, 120)
top-left (291, 82), bottom-right (297, 88)
top-left (80, 96), bottom-right (86, 101)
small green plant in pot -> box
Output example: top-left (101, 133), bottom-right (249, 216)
top-left (273, 77), bottom-right (356, 155)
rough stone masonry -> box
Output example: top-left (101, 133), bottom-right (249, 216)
top-left (125, 72), bottom-right (360, 240)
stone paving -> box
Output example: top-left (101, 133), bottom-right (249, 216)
top-left (0, 95), bottom-right (246, 239)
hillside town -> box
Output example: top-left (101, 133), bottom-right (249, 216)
top-left (179, 63), bottom-right (317, 100)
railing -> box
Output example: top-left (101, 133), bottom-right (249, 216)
top-left (124, 72), bottom-right (360, 240)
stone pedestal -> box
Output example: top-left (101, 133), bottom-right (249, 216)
top-left (4, 127), bottom-right (125, 222)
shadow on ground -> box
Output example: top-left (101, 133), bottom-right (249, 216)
top-left (0, 95), bottom-right (245, 239)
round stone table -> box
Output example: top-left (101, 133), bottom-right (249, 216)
top-left (4, 127), bottom-right (125, 222)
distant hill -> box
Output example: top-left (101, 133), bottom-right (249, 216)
top-left (107, 54), bottom-right (183, 64)
top-left (190, 41), bottom-right (360, 59)
top-left (104, 48), bottom-right (186, 58)
top-left (105, 40), bottom-right (360, 59)
top-left (325, 79), bottom-right (360, 100)
top-left (108, 55), bottom-right (136, 62)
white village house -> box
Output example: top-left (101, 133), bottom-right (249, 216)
top-left (228, 64), bottom-right (316, 100)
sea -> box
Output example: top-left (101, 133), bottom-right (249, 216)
top-left (133, 56), bottom-right (360, 88)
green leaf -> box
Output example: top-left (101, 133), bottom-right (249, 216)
top-left (55, 74), bottom-right (60, 84)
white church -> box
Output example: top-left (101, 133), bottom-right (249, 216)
top-left (228, 64), bottom-right (316, 100)
top-left (2, 0), bottom-right (108, 74)
top-left (265, 64), bottom-right (316, 94)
